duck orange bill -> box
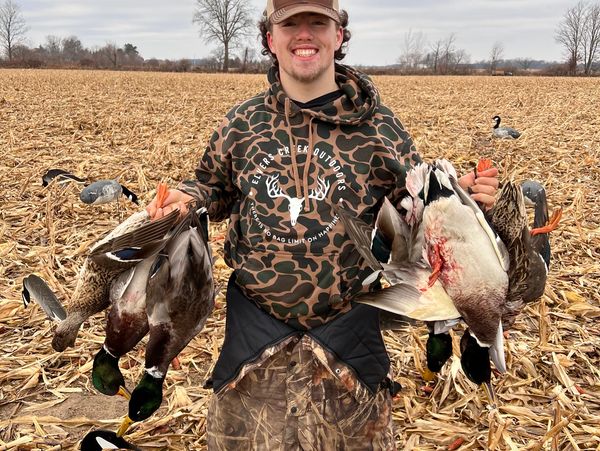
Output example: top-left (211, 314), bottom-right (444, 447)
top-left (531, 208), bottom-right (563, 236)
top-left (118, 385), bottom-right (131, 401)
top-left (482, 381), bottom-right (498, 407)
top-left (422, 367), bottom-right (436, 382)
top-left (116, 416), bottom-right (134, 438)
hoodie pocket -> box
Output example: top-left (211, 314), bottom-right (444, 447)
top-left (235, 249), bottom-right (345, 323)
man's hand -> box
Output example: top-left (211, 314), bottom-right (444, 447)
top-left (146, 188), bottom-right (194, 220)
top-left (458, 167), bottom-right (499, 210)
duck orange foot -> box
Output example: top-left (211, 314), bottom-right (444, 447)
top-left (531, 208), bottom-right (563, 236)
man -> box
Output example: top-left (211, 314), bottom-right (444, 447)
top-left (148, 1), bottom-right (498, 448)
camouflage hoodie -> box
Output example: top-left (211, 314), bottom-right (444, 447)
top-left (181, 64), bottom-right (421, 329)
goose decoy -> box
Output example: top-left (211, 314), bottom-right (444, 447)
top-left (80, 179), bottom-right (139, 205)
top-left (338, 160), bottom-right (510, 400)
top-left (42, 168), bottom-right (86, 187)
top-left (51, 184), bottom-right (179, 351)
top-left (117, 207), bottom-right (215, 437)
top-left (22, 274), bottom-right (67, 322)
top-left (492, 115), bottom-right (521, 139)
top-left (80, 429), bottom-right (140, 450)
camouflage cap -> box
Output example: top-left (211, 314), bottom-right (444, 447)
top-left (266, 0), bottom-right (341, 24)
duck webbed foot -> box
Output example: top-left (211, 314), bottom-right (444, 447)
top-left (531, 208), bottom-right (563, 236)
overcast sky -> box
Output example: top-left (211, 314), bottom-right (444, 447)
top-left (19, 0), bottom-right (575, 65)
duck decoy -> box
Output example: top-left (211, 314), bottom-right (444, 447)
top-left (51, 184), bottom-right (179, 351)
top-left (80, 179), bottom-right (139, 205)
top-left (80, 429), bottom-right (140, 450)
top-left (22, 274), bottom-right (67, 322)
top-left (492, 115), bottom-right (521, 139)
top-left (42, 168), bottom-right (86, 187)
top-left (117, 207), bottom-right (215, 437)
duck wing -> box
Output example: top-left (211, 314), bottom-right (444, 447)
top-left (356, 262), bottom-right (461, 321)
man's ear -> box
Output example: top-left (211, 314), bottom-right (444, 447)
top-left (267, 31), bottom-right (276, 54)
top-left (335, 26), bottom-right (343, 50)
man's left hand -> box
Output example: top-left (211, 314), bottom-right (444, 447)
top-left (458, 167), bottom-right (499, 210)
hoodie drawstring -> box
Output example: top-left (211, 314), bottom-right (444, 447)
top-left (284, 98), bottom-right (315, 204)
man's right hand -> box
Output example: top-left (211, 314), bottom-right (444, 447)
top-left (146, 188), bottom-right (194, 220)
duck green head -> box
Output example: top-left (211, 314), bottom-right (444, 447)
top-left (92, 347), bottom-right (129, 398)
top-left (459, 331), bottom-right (491, 385)
top-left (426, 332), bottom-right (453, 373)
top-left (117, 372), bottom-right (164, 437)
top-left (129, 372), bottom-right (164, 421)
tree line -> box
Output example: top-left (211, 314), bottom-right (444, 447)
top-left (1, 0), bottom-right (599, 75)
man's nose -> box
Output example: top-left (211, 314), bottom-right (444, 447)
top-left (295, 21), bottom-right (313, 39)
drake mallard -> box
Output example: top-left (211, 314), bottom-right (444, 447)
top-left (80, 429), bottom-right (140, 450)
top-left (51, 184), bottom-right (179, 352)
top-left (492, 115), bottom-right (521, 139)
top-left (116, 207), bottom-right (215, 437)
top-left (337, 160), bottom-right (510, 400)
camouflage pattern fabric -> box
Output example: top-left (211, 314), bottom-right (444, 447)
top-left (207, 335), bottom-right (395, 450)
top-left (180, 63), bottom-right (421, 330)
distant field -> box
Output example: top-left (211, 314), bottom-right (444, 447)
top-left (1, 70), bottom-right (599, 450)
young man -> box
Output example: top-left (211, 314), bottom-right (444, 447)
top-left (148, 1), bottom-right (498, 448)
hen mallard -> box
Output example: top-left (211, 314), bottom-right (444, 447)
top-left (337, 160), bottom-right (510, 401)
top-left (117, 207), bottom-right (215, 437)
top-left (492, 115), bottom-right (521, 139)
top-left (487, 174), bottom-right (562, 330)
top-left (51, 184), bottom-right (179, 352)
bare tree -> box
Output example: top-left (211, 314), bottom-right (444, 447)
top-left (440, 33), bottom-right (457, 74)
top-left (556, 1), bottom-right (587, 75)
top-left (193, 0), bottom-right (254, 72)
top-left (399, 29), bottom-right (427, 71)
top-left (516, 57), bottom-right (534, 71)
top-left (582, 3), bottom-right (600, 74)
top-left (490, 41), bottom-right (504, 73)
top-left (428, 39), bottom-right (443, 74)
top-left (0, 0), bottom-right (28, 61)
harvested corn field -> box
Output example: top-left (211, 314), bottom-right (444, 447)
top-left (1, 69), bottom-right (599, 450)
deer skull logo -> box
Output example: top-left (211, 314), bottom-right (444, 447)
top-left (265, 174), bottom-right (330, 226)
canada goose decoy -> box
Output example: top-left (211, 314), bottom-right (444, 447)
top-left (117, 208), bottom-right (215, 437)
top-left (80, 179), bottom-right (139, 205)
top-left (51, 184), bottom-right (179, 351)
top-left (80, 429), bottom-right (140, 450)
top-left (22, 274), bottom-right (67, 322)
top-left (492, 115), bottom-right (521, 139)
top-left (42, 168), bottom-right (86, 187)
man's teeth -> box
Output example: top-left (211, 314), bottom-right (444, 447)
top-left (294, 49), bottom-right (317, 57)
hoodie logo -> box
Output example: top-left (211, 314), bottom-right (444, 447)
top-left (265, 174), bottom-right (330, 226)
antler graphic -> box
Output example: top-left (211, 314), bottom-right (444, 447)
top-left (308, 176), bottom-right (330, 201)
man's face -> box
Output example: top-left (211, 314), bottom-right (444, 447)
top-left (267, 12), bottom-right (343, 84)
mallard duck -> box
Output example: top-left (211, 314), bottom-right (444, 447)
top-left (338, 160), bottom-right (510, 399)
top-left (492, 115), bottom-right (521, 139)
top-left (80, 429), bottom-right (140, 450)
top-left (117, 207), bottom-right (215, 437)
top-left (51, 184), bottom-right (179, 351)
top-left (488, 176), bottom-right (562, 330)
